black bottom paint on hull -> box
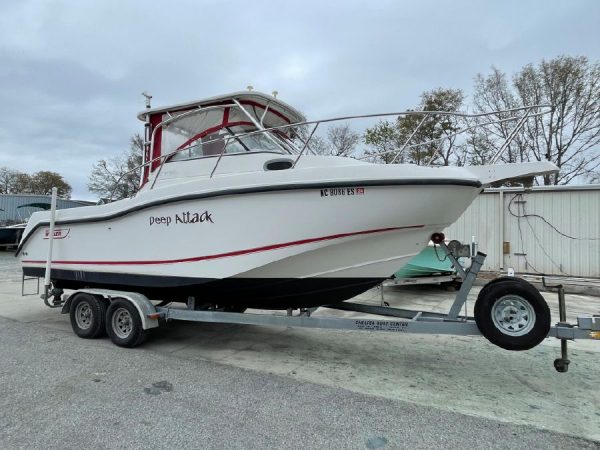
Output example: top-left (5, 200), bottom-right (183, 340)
top-left (23, 267), bottom-right (385, 309)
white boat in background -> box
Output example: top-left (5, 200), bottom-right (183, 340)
top-left (16, 91), bottom-right (557, 309)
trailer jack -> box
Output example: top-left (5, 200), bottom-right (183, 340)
top-left (543, 278), bottom-right (570, 373)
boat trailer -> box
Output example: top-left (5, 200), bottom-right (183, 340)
top-left (37, 236), bottom-right (599, 373)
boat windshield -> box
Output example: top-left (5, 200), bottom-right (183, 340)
top-left (169, 125), bottom-right (285, 162)
top-left (158, 105), bottom-right (294, 164)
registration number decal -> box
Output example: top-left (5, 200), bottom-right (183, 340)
top-left (320, 187), bottom-right (365, 197)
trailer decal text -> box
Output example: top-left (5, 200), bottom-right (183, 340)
top-left (354, 320), bottom-right (408, 332)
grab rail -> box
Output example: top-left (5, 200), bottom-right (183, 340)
top-left (107, 104), bottom-right (552, 201)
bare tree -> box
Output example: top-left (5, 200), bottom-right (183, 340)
top-left (292, 123), bottom-right (360, 157)
top-left (474, 56), bottom-right (600, 184)
top-left (290, 125), bottom-right (327, 155)
top-left (326, 124), bottom-right (360, 157)
top-left (304, 135), bottom-right (330, 155)
top-left (0, 167), bottom-right (21, 194)
top-left (472, 67), bottom-right (529, 164)
top-left (88, 134), bottom-right (144, 200)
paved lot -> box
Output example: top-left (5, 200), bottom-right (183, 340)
top-left (2, 317), bottom-right (599, 450)
top-left (1, 253), bottom-right (599, 448)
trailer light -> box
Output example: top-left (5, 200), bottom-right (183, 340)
top-left (430, 232), bottom-right (445, 244)
top-left (147, 313), bottom-right (162, 320)
top-left (591, 332), bottom-right (600, 339)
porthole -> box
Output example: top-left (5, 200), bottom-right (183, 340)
top-left (264, 159), bottom-right (293, 171)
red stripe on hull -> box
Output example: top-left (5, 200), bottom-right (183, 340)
top-left (22, 225), bottom-right (424, 266)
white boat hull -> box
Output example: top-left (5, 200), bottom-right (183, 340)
top-left (20, 182), bottom-right (480, 308)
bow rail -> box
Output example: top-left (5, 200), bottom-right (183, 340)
top-left (106, 104), bottom-right (552, 201)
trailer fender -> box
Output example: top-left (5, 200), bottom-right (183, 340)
top-left (66, 289), bottom-right (160, 330)
top-left (61, 295), bottom-right (73, 315)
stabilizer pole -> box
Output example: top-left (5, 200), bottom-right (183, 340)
top-left (43, 187), bottom-right (59, 308)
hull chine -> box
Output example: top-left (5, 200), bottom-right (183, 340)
top-left (23, 267), bottom-right (384, 309)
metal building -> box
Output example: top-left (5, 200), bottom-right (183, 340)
top-left (0, 194), bottom-right (93, 226)
top-left (445, 185), bottom-right (600, 278)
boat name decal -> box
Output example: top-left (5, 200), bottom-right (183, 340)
top-left (43, 228), bottom-right (70, 239)
top-left (149, 211), bottom-right (214, 227)
top-left (320, 187), bottom-right (365, 197)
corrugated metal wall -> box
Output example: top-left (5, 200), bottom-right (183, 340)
top-left (0, 195), bottom-right (92, 225)
top-left (445, 186), bottom-right (600, 278)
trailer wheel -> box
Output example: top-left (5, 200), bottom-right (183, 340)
top-left (69, 293), bottom-right (107, 339)
top-left (106, 298), bottom-right (147, 348)
top-left (474, 278), bottom-right (550, 351)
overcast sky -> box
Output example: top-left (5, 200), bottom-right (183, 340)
top-left (1, 0), bottom-right (599, 199)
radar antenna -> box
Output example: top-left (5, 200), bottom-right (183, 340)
top-left (141, 91), bottom-right (152, 109)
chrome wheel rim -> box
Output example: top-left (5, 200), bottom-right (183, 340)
top-left (112, 307), bottom-right (133, 339)
top-left (75, 302), bottom-right (92, 330)
top-left (491, 295), bottom-right (536, 336)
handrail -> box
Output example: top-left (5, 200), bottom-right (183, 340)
top-left (200, 104), bottom-right (553, 167)
top-left (359, 110), bottom-right (551, 161)
top-left (391, 115), bottom-right (428, 164)
top-left (208, 134), bottom-right (237, 178)
top-left (293, 123), bottom-right (319, 168)
top-left (231, 99), bottom-right (290, 155)
top-left (107, 104), bottom-right (552, 201)
top-left (489, 107), bottom-right (534, 164)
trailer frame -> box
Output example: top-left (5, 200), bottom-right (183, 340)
top-left (56, 244), bottom-right (600, 372)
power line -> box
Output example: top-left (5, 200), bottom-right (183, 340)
top-left (508, 193), bottom-right (600, 241)
top-left (507, 192), bottom-right (599, 276)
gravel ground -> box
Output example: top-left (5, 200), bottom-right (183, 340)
top-left (1, 316), bottom-right (598, 450)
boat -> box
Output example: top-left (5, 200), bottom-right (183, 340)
top-left (16, 91), bottom-right (557, 309)
top-left (1, 203), bottom-right (49, 248)
top-left (1, 224), bottom-right (24, 248)
top-left (0, 223), bottom-right (25, 249)
top-left (394, 242), bottom-right (456, 279)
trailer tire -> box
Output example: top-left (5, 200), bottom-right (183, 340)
top-left (474, 278), bottom-right (550, 351)
top-left (106, 298), bottom-right (147, 348)
top-left (478, 276), bottom-right (525, 300)
top-left (69, 293), bottom-right (107, 339)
